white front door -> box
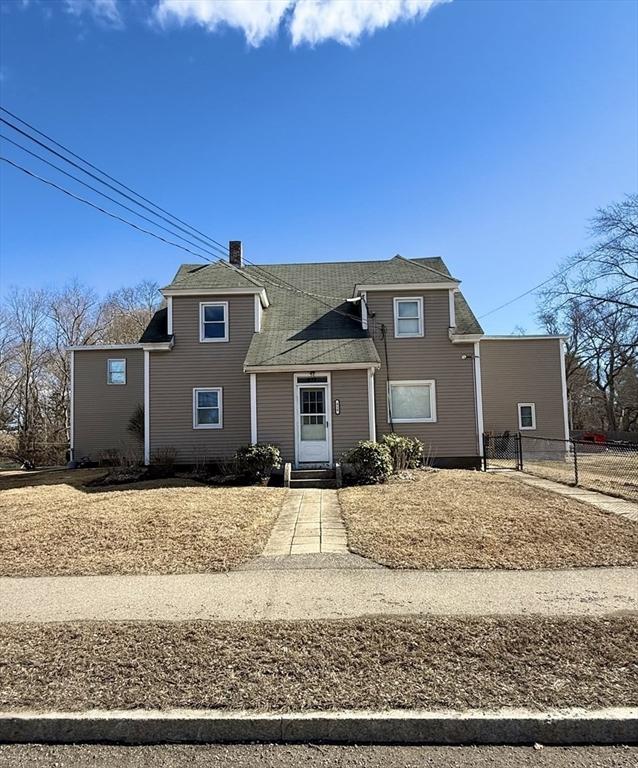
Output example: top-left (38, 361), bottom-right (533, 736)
top-left (296, 384), bottom-right (330, 465)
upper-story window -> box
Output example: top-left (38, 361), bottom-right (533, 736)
top-left (518, 402), bottom-right (536, 430)
top-left (199, 301), bottom-right (229, 342)
top-left (393, 297), bottom-right (424, 338)
top-left (107, 358), bottom-right (126, 385)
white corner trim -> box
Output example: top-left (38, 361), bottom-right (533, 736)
top-left (518, 402), bottom-right (537, 431)
top-left (69, 350), bottom-right (75, 458)
top-left (143, 350), bottom-right (150, 466)
top-left (166, 296), bottom-right (173, 336)
top-left (393, 296), bottom-right (424, 339)
top-left (361, 291), bottom-right (368, 331)
top-left (250, 373), bottom-right (257, 444)
top-left (448, 289), bottom-right (456, 328)
top-left (199, 300), bottom-right (229, 343)
top-left (560, 339), bottom-right (570, 444)
top-left (254, 294), bottom-right (262, 333)
top-left (473, 341), bottom-right (484, 456)
top-left (367, 367), bottom-right (376, 441)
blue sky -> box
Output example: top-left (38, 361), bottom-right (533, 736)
top-left (0, 0), bottom-right (636, 333)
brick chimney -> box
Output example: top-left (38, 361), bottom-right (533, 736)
top-left (229, 240), bottom-right (243, 268)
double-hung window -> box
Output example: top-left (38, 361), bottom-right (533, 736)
top-left (388, 380), bottom-right (436, 423)
top-left (193, 388), bottom-right (223, 429)
top-left (107, 358), bottom-right (126, 385)
top-left (199, 301), bottom-right (228, 342)
top-left (393, 297), bottom-right (424, 338)
top-left (518, 403), bottom-right (536, 430)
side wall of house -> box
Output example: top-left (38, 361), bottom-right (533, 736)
top-left (149, 294), bottom-right (254, 463)
top-left (73, 349), bottom-right (144, 460)
top-left (255, 369), bottom-right (371, 465)
top-left (480, 339), bottom-right (567, 439)
top-left (366, 289), bottom-right (479, 462)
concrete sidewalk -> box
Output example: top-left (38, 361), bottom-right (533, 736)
top-left (1, 566), bottom-right (635, 623)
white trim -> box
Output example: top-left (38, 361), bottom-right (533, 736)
top-left (250, 374), bottom-right (257, 444)
top-left (143, 350), bottom-right (150, 465)
top-left (518, 402), bottom-right (536, 430)
top-left (482, 335), bottom-right (569, 341)
top-left (69, 350), bottom-right (75, 459)
top-left (450, 333), bottom-right (484, 344)
top-left (387, 380), bottom-right (437, 423)
top-left (166, 296), bottom-right (173, 336)
top-left (293, 373), bottom-right (333, 467)
top-left (393, 296), bottom-right (424, 338)
top-left (199, 301), bottom-right (229, 343)
top-left (67, 344), bottom-right (143, 351)
top-left (361, 291), bottom-right (368, 331)
top-left (106, 358), bottom-right (127, 385)
top-left (354, 281), bottom-right (458, 295)
top-left (367, 367), bottom-right (376, 441)
top-left (141, 342), bottom-right (173, 352)
top-left (559, 340), bottom-right (570, 444)
top-left (163, 287), bottom-right (270, 307)
top-left (193, 387), bottom-right (223, 430)
top-left (473, 342), bottom-right (484, 456)
top-left (254, 294), bottom-right (263, 333)
top-left (244, 362), bottom-right (380, 373)
top-left (448, 289), bottom-right (456, 328)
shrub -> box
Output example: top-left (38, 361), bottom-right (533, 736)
top-left (150, 446), bottom-right (177, 477)
top-left (127, 405), bottom-right (145, 445)
top-left (345, 440), bottom-right (393, 484)
top-left (380, 433), bottom-right (424, 472)
top-left (96, 448), bottom-right (121, 467)
top-left (234, 444), bottom-right (282, 483)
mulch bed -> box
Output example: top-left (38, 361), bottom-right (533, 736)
top-left (338, 470), bottom-right (638, 569)
top-left (0, 616), bottom-right (635, 711)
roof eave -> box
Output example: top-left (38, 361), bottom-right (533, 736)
top-left (354, 281), bottom-right (459, 297)
top-left (244, 361), bottom-right (381, 373)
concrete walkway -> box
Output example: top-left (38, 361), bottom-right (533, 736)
top-left (1, 566), bottom-right (635, 623)
top-left (514, 473), bottom-right (638, 522)
top-left (262, 489), bottom-right (347, 556)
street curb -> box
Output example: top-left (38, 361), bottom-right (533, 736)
top-left (1, 708), bottom-right (636, 745)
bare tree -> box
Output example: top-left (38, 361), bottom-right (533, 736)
top-left (101, 280), bottom-right (161, 342)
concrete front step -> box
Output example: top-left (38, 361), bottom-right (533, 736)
top-left (290, 478), bottom-right (337, 490)
top-left (292, 469), bottom-right (336, 480)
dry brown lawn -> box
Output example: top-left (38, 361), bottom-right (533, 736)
top-left (0, 469), bottom-right (285, 576)
top-left (339, 470), bottom-right (638, 569)
top-left (0, 616), bottom-right (635, 712)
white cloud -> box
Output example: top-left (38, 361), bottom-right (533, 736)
top-left (65, 0), bottom-right (122, 26)
top-left (155, 0), bottom-right (447, 47)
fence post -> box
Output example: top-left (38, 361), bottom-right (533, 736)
top-left (517, 433), bottom-right (523, 471)
top-left (572, 438), bottom-right (579, 486)
top-left (481, 433), bottom-right (487, 471)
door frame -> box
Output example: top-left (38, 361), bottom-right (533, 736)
top-left (293, 372), bottom-right (333, 468)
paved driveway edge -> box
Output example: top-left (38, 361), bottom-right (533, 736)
top-left (1, 708), bottom-right (636, 746)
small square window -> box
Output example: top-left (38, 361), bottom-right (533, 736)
top-left (200, 302), bottom-right (228, 342)
top-left (394, 297), bottom-right (424, 338)
top-left (193, 388), bottom-right (223, 429)
top-left (107, 358), bottom-right (126, 385)
top-left (518, 403), bottom-right (536, 430)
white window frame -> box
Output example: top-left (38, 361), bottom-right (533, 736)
top-left (199, 301), bottom-right (229, 343)
top-left (193, 387), bottom-right (223, 429)
top-left (518, 402), bottom-right (536, 430)
top-left (388, 380), bottom-right (437, 423)
top-left (106, 358), bottom-right (126, 385)
top-left (393, 297), bottom-right (424, 338)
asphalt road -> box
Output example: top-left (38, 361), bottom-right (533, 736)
top-left (0, 745), bottom-right (635, 767)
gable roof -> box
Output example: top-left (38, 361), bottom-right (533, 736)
top-left (146, 255), bottom-right (483, 363)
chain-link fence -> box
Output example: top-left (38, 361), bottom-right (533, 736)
top-left (519, 435), bottom-right (638, 502)
top-left (482, 432), bottom-right (522, 471)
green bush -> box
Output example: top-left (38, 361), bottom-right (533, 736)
top-left (380, 433), bottom-right (424, 472)
top-left (234, 444), bottom-right (282, 483)
top-left (345, 440), bottom-right (393, 484)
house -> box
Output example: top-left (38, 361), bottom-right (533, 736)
top-left (68, 243), bottom-right (569, 469)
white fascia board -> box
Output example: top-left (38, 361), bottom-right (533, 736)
top-left (142, 342), bottom-right (174, 352)
top-left (66, 344), bottom-right (144, 352)
top-left (244, 362), bottom-right (381, 373)
top-left (481, 335), bottom-right (569, 341)
top-left (354, 282), bottom-right (458, 296)
top-left (162, 287), bottom-right (270, 307)
top-left (449, 333), bottom-right (484, 344)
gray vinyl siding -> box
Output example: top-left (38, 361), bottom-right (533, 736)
top-left (331, 369), bottom-right (370, 459)
top-left (149, 294), bottom-right (254, 463)
top-left (256, 372), bottom-right (295, 462)
top-left (367, 290), bottom-right (479, 457)
top-left (73, 349), bottom-right (144, 461)
top-left (480, 339), bottom-right (566, 439)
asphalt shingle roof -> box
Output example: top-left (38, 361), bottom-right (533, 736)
top-left (144, 256), bottom-right (483, 362)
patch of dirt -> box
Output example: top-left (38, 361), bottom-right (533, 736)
top-left (338, 470), bottom-right (638, 569)
top-left (0, 617), bottom-right (635, 712)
